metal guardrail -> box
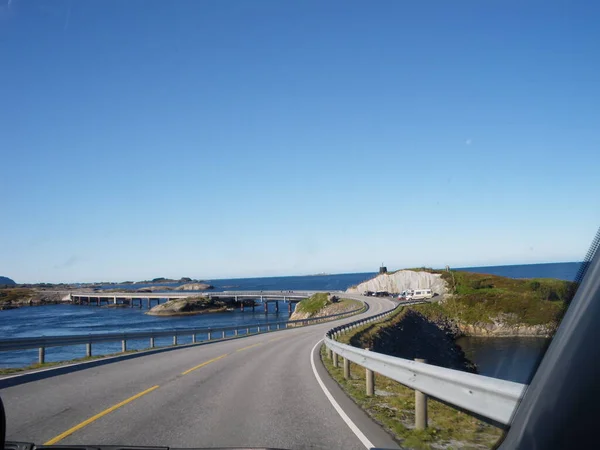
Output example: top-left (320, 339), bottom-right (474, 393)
top-left (323, 301), bottom-right (527, 426)
top-left (0, 303), bottom-right (367, 365)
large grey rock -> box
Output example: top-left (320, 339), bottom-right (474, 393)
top-left (346, 270), bottom-right (448, 295)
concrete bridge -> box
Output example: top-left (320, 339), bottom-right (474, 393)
top-left (69, 290), bottom-right (315, 313)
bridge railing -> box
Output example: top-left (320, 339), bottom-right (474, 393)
top-left (0, 302), bottom-right (367, 367)
top-left (323, 302), bottom-right (527, 427)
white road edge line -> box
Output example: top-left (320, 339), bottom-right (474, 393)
top-left (310, 339), bottom-right (374, 450)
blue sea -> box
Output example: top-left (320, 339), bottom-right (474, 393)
top-left (0, 262), bottom-right (581, 369)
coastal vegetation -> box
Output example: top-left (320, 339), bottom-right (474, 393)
top-left (294, 293), bottom-right (334, 315)
top-left (290, 293), bottom-right (362, 320)
top-left (436, 270), bottom-right (572, 328)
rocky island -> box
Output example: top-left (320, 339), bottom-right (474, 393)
top-left (146, 296), bottom-right (228, 316)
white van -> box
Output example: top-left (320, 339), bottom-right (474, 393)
top-left (399, 289), bottom-right (433, 301)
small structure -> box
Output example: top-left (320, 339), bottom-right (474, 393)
top-left (379, 263), bottom-right (388, 274)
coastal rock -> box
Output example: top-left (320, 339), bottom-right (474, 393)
top-left (358, 310), bottom-right (476, 372)
top-left (146, 297), bottom-right (225, 316)
top-left (346, 270), bottom-right (448, 296)
top-left (175, 283), bottom-right (214, 291)
top-left (135, 286), bottom-right (175, 293)
top-left (457, 322), bottom-right (554, 337)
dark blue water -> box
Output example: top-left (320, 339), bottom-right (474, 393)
top-left (98, 272), bottom-right (378, 293)
top-left (0, 302), bottom-right (292, 368)
top-left (456, 261), bottom-right (580, 282)
top-left (456, 336), bottom-right (550, 383)
top-left (0, 262), bottom-right (581, 369)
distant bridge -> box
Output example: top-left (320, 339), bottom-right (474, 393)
top-left (69, 290), bottom-right (320, 312)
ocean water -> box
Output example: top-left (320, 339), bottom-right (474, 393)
top-left (456, 261), bottom-right (580, 282)
top-left (0, 262), bottom-right (581, 368)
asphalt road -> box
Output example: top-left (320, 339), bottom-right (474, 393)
top-left (1, 294), bottom-right (399, 450)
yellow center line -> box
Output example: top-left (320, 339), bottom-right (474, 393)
top-left (236, 342), bottom-right (263, 352)
top-left (44, 385), bottom-right (160, 445)
top-left (181, 353), bottom-right (228, 375)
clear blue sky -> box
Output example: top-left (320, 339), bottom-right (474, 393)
top-left (1, 0), bottom-right (599, 283)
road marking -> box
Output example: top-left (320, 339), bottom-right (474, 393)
top-left (181, 354), bottom-right (228, 375)
top-left (236, 342), bottom-right (263, 352)
top-left (44, 385), bottom-right (160, 445)
top-left (310, 340), bottom-right (374, 450)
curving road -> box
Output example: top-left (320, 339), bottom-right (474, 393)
top-left (1, 294), bottom-right (399, 450)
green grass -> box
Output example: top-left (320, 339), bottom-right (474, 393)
top-left (320, 344), bottom-right (502, 449)
top-left (294, 293), bottom-right (332, 316)
top-left (432, 270), bottom-right (573, 327)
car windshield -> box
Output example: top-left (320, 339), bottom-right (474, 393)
top-left (1, 1), bottom-right (599, 449)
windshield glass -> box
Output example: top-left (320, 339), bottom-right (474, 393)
top-left (1, 1), bottom-right (599, 449)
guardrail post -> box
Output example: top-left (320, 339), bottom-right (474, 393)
top-left (332, 352), bottom-right (339, 368)
top-left (150, 337), bottom-right (155, 348)
top-left (327, 347), bottom-right (333, 360)
top-left (365, 349), bottom-right (374, 396)
top-left (234, 329), bottom-right (238, 336)
top-left (222, 330), bottom-right (226, 339)
top-left (173, 335), bottom-right (178, 345)
top-left (86, 343), bottom-right (92, 357)
top-left (258, 326), bottom-right (261, 333)
top-left (38, 347), bottom-right (45, 364)
top-left (277, 323), bottom-right (280, 330)
top-left (246, 327), bottom-right (250, 334)
top-left (208, 330), bottom-right (212, 340)
top-left (267, 324), bottom-right (271, 331)
top-left (192, 334), bottom-right (197, 343)
top-left (415, 358), bottom-right (428, 430)
top-left (122, 339), bottom-right (127, 352)
top-left (343, 357), bottom-right (350, 379)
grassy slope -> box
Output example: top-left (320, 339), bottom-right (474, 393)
top-left (437, 270), bottom-right (572, 326)
top-left (294, 293), bottom-right (331, 315)
top-left (294, 293), bottom-right (362, 317)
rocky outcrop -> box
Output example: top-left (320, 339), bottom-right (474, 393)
top-left (457, 322), bottom-right (555, 337)
top-left (355, 310), bottom-right (476, 372)
top-left (0, 288), bottom-right (69, 309)
top-left (175, 283), bottom-right (214, 291)
top-left (135, 286), bottom-right (175, 293)
top-left (146, 297), bottom-right (226, 316)
top-left (346, 270), bottom-right (447, 296)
